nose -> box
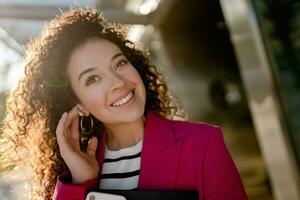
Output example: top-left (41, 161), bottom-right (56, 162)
top-left (109, 72), bottom-right (125, 91)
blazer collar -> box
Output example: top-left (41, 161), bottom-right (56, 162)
top-left (143, 111), bottom-right (178, 152)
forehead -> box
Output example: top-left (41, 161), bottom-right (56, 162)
top-left (67, 39), bottom-right (122, 75)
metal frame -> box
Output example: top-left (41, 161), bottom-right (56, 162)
top-left (0, 5), bottom-right (151, 24)
top-left (0, 0), bottom-right (178, 46)
top-left (0, 0), bottom-right (179, 25)
top-left (220, 0), bottom-right (300, 199)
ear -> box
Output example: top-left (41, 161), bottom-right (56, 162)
top-left (77, 104), bottom-right (90, 116)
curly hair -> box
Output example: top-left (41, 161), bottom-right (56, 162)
top-left (0, 8), bottom-right (186, 199)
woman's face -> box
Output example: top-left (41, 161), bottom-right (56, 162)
top-left (67, 39), bottom-right (146, 126)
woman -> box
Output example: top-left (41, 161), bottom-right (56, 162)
top-left (0, 9), bottom-right (247, 200)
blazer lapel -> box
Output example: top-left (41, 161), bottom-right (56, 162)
top-left (138, 112), bottom-right (183, 189)
top-left (96, 132), bottom-right (105, 179)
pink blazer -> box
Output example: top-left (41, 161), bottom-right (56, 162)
top-left (53, 112), bottom-right (248, 200)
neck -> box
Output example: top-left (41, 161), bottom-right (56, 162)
top-left (104, 116), bottom-right (145, 151)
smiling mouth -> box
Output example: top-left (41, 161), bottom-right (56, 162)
top-left (111, 90), bottom-right (134, 107)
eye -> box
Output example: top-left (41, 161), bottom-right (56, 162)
top-left (114, 59), bottom-right (128, 70)
top-left (85, 75), bottom-right (101, 86)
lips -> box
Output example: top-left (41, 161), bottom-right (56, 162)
top-left (110, 90), bottom-right (134, 107)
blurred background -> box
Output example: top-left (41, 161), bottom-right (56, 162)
top-left (0, 0), bottom-right (300, 200)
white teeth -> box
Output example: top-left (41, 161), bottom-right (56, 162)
top-left (112, 91), bottom-right (133, 107)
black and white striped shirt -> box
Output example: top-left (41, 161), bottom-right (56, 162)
top-left (99, 139), bottom-right (143, 190)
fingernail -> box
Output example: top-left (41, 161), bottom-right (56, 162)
top-left (88, 137), bottom-right (93, 144)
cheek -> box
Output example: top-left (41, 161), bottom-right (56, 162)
top-left (128, 68), bottom-right (145, 87)
top-left (81, 87), bottom-right (107, 111)
top-left (135, 73), bottom-right (146, 97)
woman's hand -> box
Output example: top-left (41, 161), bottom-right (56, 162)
top-left (56, 106), bottom-right (99, 183)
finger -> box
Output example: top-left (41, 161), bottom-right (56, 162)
top-left (56, 112), bottom-right (68, 144)
top-left (64, 107), bottom-right (79, 130)
top-left (86, 137), bottom-right (98, 157)
top-left (70, 112), bottom-right (80, 149)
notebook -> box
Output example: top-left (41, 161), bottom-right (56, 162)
top-left (86, 190), bottom-right (198, 200)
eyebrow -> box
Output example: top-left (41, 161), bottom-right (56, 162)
top-left (78, 52), bottom-right (123, 81)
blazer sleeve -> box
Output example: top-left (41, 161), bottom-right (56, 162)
top-left (202, 127), bottom-right (248, 200)
top-left (53, 172), bottom-right (99, 200)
